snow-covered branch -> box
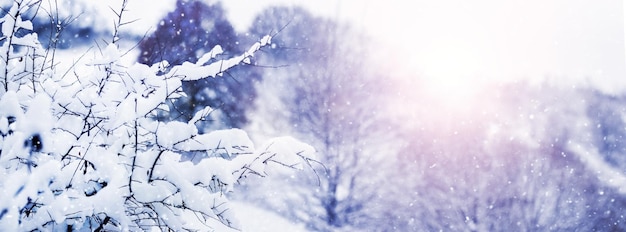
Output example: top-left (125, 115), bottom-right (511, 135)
top-left (0, 1), bottom-right (316, 231)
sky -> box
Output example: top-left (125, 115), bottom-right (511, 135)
top-left (21, 0), bottom-right (625, 95)
top-left (222, 0), bottom-right (626, 95)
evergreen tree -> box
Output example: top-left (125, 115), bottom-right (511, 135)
top-left (139, 0), bottom-right (259, 131)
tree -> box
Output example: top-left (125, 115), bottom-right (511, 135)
top-left (0, 1), bottom-right (315, 230)
top-left (243, 6), bottom-right (399, 231)
top-left (137, 0), bottom-right (237, 65)
top-left (2, 0), bottom-right (114, 50)
top-left (396, 81), bottom-right (626, 231)
top-left (586, 91), bottom-right (626, 171)
top-left (138, 0), bottom-right (259, 131)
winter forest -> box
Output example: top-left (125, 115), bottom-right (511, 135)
top-left (0, 0), bottom-right (625, 231)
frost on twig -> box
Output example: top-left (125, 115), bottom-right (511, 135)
top-left (0, 1), bottom-right (317, 231)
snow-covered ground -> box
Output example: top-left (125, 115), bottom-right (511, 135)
top-left (232, 202), bottom-right (308, 232)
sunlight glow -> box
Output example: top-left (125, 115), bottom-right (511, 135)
top-left (412, 39), bottom-right (487, 112)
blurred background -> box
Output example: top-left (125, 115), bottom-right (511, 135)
top-left (4, 0), bottom-right (626, 231)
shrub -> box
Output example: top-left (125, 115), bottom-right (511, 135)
top-left (0, 1), bottom-right (316, 231)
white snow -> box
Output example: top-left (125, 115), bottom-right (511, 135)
top-left (196, 45), bottom-right (224, 65)
top-left (569, 143), bottom-right (626, 194)
top-left (231, 201), bottom-right (308, 232)
top-left (0, 2), bottom-right (316, 229)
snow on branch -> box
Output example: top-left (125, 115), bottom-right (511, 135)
top-left (0, 1), bottom-right (316, 231)
top-left (169, 35), bottom-right (271, 81)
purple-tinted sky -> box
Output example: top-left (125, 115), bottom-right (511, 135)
top-left (223, 0), bottom-right (625, 95)
top-left (28, 0), bottom-right (624, 94)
